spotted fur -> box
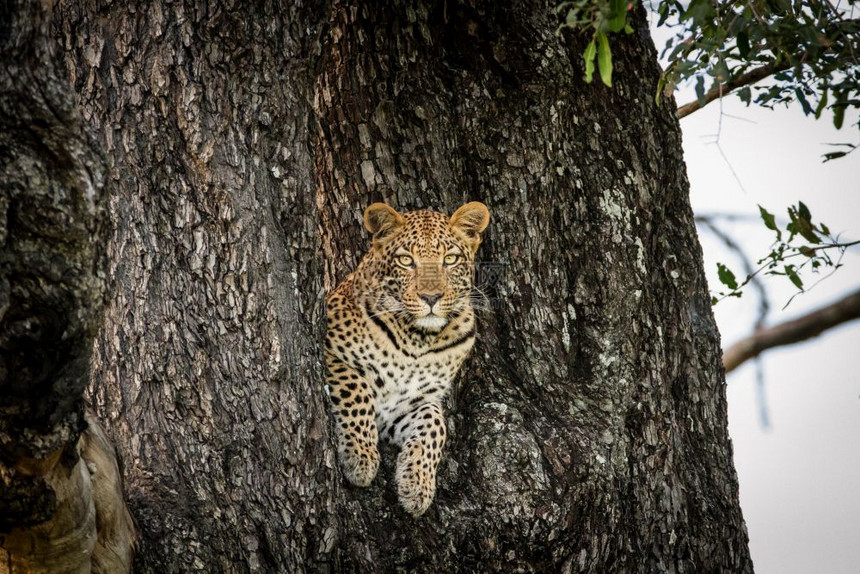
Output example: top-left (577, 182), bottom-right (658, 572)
top-left (325, 201), bottom-right (490, 516)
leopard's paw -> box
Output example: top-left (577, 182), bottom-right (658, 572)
top-left (339, 442), bottom-right (379, 487)
top-left (395, 441), bottom-right (436, 517)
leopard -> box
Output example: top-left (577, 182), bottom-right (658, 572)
top-left (325, 201), bottom-right (490, 517)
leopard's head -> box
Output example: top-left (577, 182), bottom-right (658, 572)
top-left (359, 202), bottom-right (490, 332)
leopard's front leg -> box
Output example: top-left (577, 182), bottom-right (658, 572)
top-left (392, 402), bottom-right (447, 517)
top-left (325, 355), bottom-right (379, 487)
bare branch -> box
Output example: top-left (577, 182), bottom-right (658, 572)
top-left (724, 288), bottom-right (860, 373)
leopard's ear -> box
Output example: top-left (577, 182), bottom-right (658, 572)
top-left (449, 202), bottom-right (490, 252)
top-left (364, 203), bottom-right (405, 243)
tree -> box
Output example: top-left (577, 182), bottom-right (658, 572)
top-left (0, 1), bottom-right (135, 571)
top-left (642, 0), bottom-right (860, 373)
top-left (2, 1), bottom-right (753, 572)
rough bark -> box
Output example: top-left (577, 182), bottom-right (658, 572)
top-left (0, 1), bottom-right (134, 572)
top-left (47, 1), bottom-right (752, 572)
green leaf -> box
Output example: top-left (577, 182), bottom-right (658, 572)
top-left (657, 2), bottom-right (671, 26)
top-left (695, 75), bottom-right (706, 105)
top-left (823, 151), bottom-right (847, 162)
top-left (789, 202), bottom-right (819, 244)
top-left (772, 0), bottom-right (791, 14)
top-left (814, 89), bottom-right (828, 120)
top-left (584, 38), bottom-right (597, 83)
top-left (596, 31), bottom-right (613, 87)
top-left (608, 0), bottom-right (628, 33)
top-left (717, 262), bottom-right (738, 290)
top-left (798, 246), bottom-right (816, 257)
top-left (682, 0), bottom-right (716, 23)
top-left (713, 59), bottom-right (730, 83)
top-left (833, 103), bottom-right (845, 129)
top-left (758, 204), bottom-right (781, 241)
top-left (758, 205), bottom-right (778, 230)
top-left (784, 265), bottom-right (804, 290)
top-left (737, 30), bottom-right (750, 58)
top-left (738, 86), bottom-right (751, 105)
top-left (797, 201), bottom-right (811, 222)
top-left (820, 222), bottom-right (831, 235)
top-left (795, 88), bottom-right (813, 116)
top-left (797, 221), bottom-right (820, 243)
top-left (655, 75), bottom-right (666, 105)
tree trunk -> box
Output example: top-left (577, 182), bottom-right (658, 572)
top-left (35, 0), bottom-right (754, 571)
top-left (0, 1), bottom-right (134, 572)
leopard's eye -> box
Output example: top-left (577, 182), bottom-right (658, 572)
top-left (396, 254), bottom-right (415, 268)
top-left (443, 253), bottom-right (461, 267)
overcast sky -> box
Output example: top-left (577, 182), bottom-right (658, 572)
top-left (675, 69), bottom-right (860, 573)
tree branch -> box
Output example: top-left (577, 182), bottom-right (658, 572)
top-left (676, 18), bottom-right (860, 119)
top-left (723, 288), bottom-right (860, 373)
top-left (677, 60), bottom-right (789, 119)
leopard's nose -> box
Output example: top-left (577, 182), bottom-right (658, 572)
top-left (420, 293), bottom-right (442, 308)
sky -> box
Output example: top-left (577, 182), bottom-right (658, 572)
top-left (675, 65), bottom-right (860, 573)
